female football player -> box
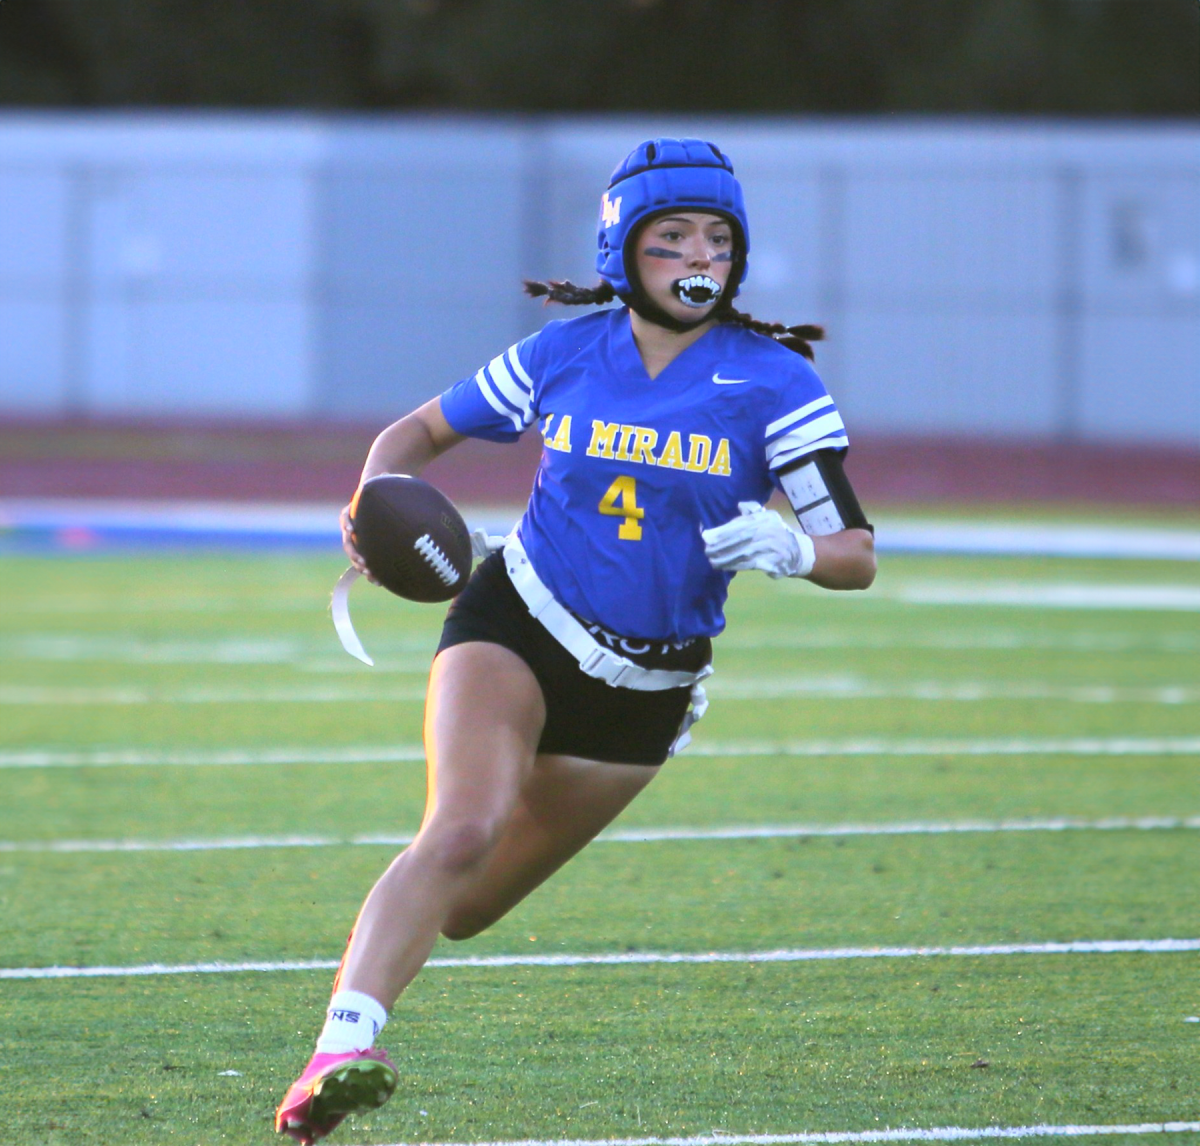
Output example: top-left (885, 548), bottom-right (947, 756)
top-left (276, 137), bottom-right (876, 1144)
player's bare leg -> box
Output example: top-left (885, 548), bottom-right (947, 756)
top-left (440, 752), bottom-right (660, 940)
top-left (278, 642), bottom-right (660, 1142)
top-left (334, 640), bottom-right (546, 1007)
top-left (277, 641), bottom-right (545, 1142)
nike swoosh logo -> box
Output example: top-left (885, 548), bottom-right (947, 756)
top-left (712, 373), bottom-right (748, 385)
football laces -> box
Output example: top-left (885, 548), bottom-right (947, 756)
top-left (414, 534), bottom-right (459, 586)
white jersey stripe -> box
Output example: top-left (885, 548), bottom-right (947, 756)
top-left (486, 353), bottom-right (534, 422)
top-left (765, 394), bottom-right (834, 439)
top-left (506, 343), bottom-right (535, 389)
top-left (769, 436), bottom-right (850, 470)
top-left (473, 369), bottom-right (525, 432)
top-left (778, 409), bottom-right (846, 447)
top-left (766, 412), bottom-right (846, 457)
top-left (768, 422), bottom-right (854, 465)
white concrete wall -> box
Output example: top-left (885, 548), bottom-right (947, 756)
top-left (0, 114), bottom-right (1196, 445)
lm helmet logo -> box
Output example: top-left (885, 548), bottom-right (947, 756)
top-left (601, 193), bottom-right (622, 229)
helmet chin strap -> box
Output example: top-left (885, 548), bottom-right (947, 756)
top-left (624, 292), bottom-right (715, 333)
top-left (621, 268), bottom-right (735, 334)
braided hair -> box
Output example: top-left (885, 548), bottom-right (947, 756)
top-left (523, 279), bottom-right (616, 307)
top-left (523, 279), bottom-right (825, 363)
top-left (722, 309), bottom-right (825, 362)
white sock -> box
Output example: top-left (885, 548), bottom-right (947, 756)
top-left (314, 990), bottom-right (388, 1054)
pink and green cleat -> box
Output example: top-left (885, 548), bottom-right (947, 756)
top-left (275, 1048), bottom-right (399, 1144)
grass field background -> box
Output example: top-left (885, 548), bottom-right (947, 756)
top-left (2, 541), bottom-right (1198, 1145)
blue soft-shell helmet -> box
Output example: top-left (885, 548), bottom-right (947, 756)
top-left (596, 138), bottom-right (750, 301)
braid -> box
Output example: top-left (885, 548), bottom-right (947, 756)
top-left (524, 279), bottom-right (617, 307)
top-left (723, 308), bottom-right (825, 361)
top-left (521, 285), bottom-right (824, 361)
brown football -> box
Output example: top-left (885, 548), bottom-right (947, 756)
top-left (349, 475), bottom-right (472, 603)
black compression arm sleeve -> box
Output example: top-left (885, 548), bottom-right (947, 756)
top-left (776, 449), bottom-right (873, 535)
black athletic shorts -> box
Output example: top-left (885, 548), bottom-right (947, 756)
top-left (437, 553), bottom-right (712, 766)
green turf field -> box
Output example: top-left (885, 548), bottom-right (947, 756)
top-left (1, 547), bottom-right (1198, 1146)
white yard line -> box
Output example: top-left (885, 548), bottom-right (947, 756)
top-left (0, 595), bottom-right (319, 615)
top-left (682, 738), bottom-right (1200, 759)
top-left (0, 685), bottom-right (428, 704)
top-left (0, 745), bottom-right (427, 768)
top-left (349, 1122), bottom-right (1200, 1146)
top-left (0, 635), bottom-right (436, 665)
top-left (0, 636), bottom-right (318, 663)
top-left (5, 814), bottom-right (1198, 856)
top-left (889, 582), bottom-right (1200, 611)
top-left (4, 938), bottom-right (1198, 982)
top-left (0, 745), bottom-right (424, 768)
top-left (2, 679), bottom-right (1197, 706)
top-left (3, 737), bottom-right (1198, 770)
top-left (352, 1123), bottom-right (1200, 1146)
top-left (14, 580), bottom-right (1200, 613)
top-left (720, 631), bottom-right (1200, 653)
top-left (3, 629), bottom-right (1197, 663)
top-left (708, 680), bottom-right (1200, 704)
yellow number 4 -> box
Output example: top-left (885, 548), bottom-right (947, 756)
top-left (598, 474), bottom-right (644, 540)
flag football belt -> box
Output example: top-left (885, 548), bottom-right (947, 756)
top-left (331, 537), bottom-right (709, 754)
top-left (502, 535), bottom-right (712, 694)
top-left (502, 535), bottom-right (709, 756)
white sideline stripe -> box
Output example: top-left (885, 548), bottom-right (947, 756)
top-left (5, 499), bottom-right (1199, 561)
top-left (6, 814), bottom-right (1199, 855)
top-left (354, 1124), bottom-right (1200, 1146)
top-left (4, 738), bottom-right (1199, 769)
top-left (4, 938), bottom-right (1199, 981)
top-left (879, 521), bottom-right (1200, 562)
top-left (3, 679), bottom-right (1198, 706)
top-left (356, 1122), bottom-right (1200, 1146)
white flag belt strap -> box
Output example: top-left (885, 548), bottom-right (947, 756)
top-left (669, 682), bottom-right (710, 757)
top-left (503, 536), bottom-right (712, 693)
top-left (331, 567), bottom-right (374, 665)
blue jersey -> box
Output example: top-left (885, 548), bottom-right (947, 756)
top-left (439, 307), bottom-right (847, 642)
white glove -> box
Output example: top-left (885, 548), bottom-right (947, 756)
top-left (701, 501), bottom-right (816, 579)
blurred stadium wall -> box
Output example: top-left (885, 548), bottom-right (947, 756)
top-left (0, 114), bottom-right (1197, 449)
